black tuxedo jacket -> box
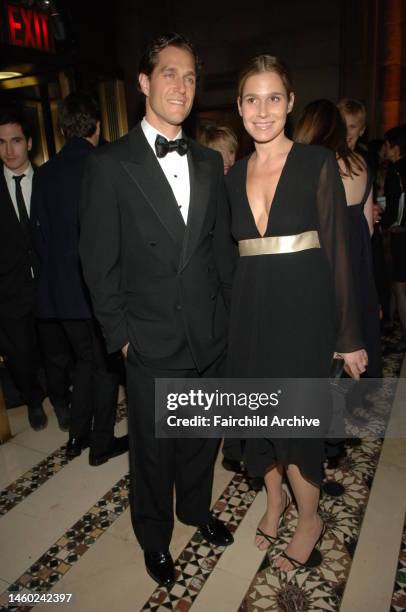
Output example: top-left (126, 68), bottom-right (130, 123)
top-left (31, 137), bottom-right (93, 319)
top-left (79, 124), bottom-right (236, 371)
top-left (0, 168), bottom-right (38, 319)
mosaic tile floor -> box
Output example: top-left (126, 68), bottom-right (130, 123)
top-left (0, 474), bottom-right (131, 611)
top-left (238, 329), bottom-right (405, 612)
top-left (0, 472), bottom-right (258, 612)
top-left (0, 399), bottom-right (127, 517)
top-left (391, 514), bottom-right (406, 612)
top-left (141, 475), bottom-right (257, 611)
top-left (0, 329), bottom-right (404, 612)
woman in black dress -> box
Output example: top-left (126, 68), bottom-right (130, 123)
top-left (294, 99), bottom-right (382, 380)
top-left (225, 56), bottom-right (367, 571)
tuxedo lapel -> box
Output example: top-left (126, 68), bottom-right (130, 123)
top-left (180, 143), bottom-right (211, 271)
top-left (0, 171), bottom-right (28, 245)
top-left (121, 125), bottom-right (185, 249)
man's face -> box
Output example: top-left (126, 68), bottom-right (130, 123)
top-left (0, 123), bottom-right (31, 173)
top-left (139, 45), bottom-right (196, 137)
top-left (342, 112), bottom-right (365, 150)
top-left (385, 140), bottom-right (400, 163)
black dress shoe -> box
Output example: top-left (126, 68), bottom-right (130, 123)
top-left (28, 405), bottom-right (48, 431)
top-left (66, 436), bottom-right (90, 458)
top-left (199, 517), bottom-right (234, 547)
top-left (88, 434), bottom-right (129, 466)
top-left (222, 457), bottom-right (244, 473)
top-left (144, 551), bottom-right (175, 587)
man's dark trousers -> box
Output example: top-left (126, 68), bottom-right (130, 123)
top-left (39, 318), bottom-right (119, 453)
top-left (126, 349), bottom-right (225, 552)
top-left (0, 314), bottom-right (43, 408)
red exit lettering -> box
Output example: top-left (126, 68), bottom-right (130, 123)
top-left (7, 3), bottom-right (51, 52)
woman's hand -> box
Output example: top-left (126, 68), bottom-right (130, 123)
top-left (334, 349), bottom-right (368, 379)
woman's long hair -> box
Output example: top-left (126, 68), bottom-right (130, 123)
top-left (294, 99), bottom-right (364, 177)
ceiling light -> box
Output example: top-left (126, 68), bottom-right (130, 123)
top-left (0, 72), bottom-right (23, 80)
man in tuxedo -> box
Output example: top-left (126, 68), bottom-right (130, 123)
top-left (0, 108), bottom-right (47, 430)
top-left (79, 33), bottom-right (236, 586)
top-left (31, 92), bottom-right (127, 465)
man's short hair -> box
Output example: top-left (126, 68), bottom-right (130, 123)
top-left (385, 124), bottom-right (406, 157)
top-left (138, 32), bottom-right (201, 83)
top-left (0, 107), bottom-right (31, 140)
top-left (58, 92), bottom-right (100, 140)
top-left (337, 97), bottom-right (367, 126)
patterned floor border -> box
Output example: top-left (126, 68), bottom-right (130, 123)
top-left (0, 330), bottom-right (403, 611)
top-left (238, 330), bottom-right (405, 612)
top-left (140, 474), bottom-right (257, 611)
top-left (0, 400), bottom-right (127, 517)
top-left (0, 472), bottom-right (131, 612)
top-left (0, 471), bottom-right (258, 612)
top-left (390, 512), bottom-right (406, 611)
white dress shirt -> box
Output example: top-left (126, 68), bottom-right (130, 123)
top-left (141, 118), bottom-right (190, 223)
top-left (4, 162), bottom-right (34, 219)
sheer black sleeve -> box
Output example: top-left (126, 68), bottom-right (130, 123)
top-left (316, 150), bottom-right (364, 353)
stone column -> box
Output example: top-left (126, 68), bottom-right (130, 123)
top-left (379, 0), bottom-right (405, 132)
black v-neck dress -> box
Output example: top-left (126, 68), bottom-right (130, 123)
top-left (225, 143), bottom-right (363, 484)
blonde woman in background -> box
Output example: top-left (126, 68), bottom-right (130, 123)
top-left (198, 124), bottom-right (238, 174)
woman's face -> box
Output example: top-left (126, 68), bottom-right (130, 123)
top-left (237, 71), bottom-right (294, 144)
top-left (212, 139), bottom-right (236, 174)
top-left (342, 112), bottom-right (365, 150)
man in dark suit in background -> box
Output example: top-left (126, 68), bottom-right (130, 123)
top-left (0, 108), bottom-right (47, 430)
top-left (382, 124), bottom-right (406, 351)
top-left (79, 33), bottom-right (236, 586)
top-left (31, 93), bottom-right (128, 465)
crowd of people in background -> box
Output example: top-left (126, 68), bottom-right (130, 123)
top-left (1, 31), bottom-right (406, 586)
top-left (0, 100), bottom-right (128, 467)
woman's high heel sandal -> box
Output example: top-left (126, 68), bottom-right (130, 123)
top-left (277, 521), bottom-right (327, 569)
top-left (255, 492), bottom-right (291, 549)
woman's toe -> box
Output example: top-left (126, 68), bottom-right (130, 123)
top-left (273, 555), bottom-right (293, 572)
top-left (280, 559), bottom-right (294, 572)
top-left (254, 536), bottom-right (267, 550)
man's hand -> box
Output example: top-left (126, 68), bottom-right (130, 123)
top-left (335, 349), bottom-right (368, 379)
top-left (122, 343), bottom-right (129, 358)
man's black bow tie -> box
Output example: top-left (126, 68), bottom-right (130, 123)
top-left (155, 134), bottom-right (188, 158)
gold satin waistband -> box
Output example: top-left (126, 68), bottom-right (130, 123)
top-left (238, 230), bottom-right (320, 256)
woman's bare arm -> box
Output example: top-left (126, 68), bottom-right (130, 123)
top-left (363, 187), bottom-right (374, 235)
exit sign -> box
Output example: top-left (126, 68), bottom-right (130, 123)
top-left (6, 2), bottom-right (53, 52)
